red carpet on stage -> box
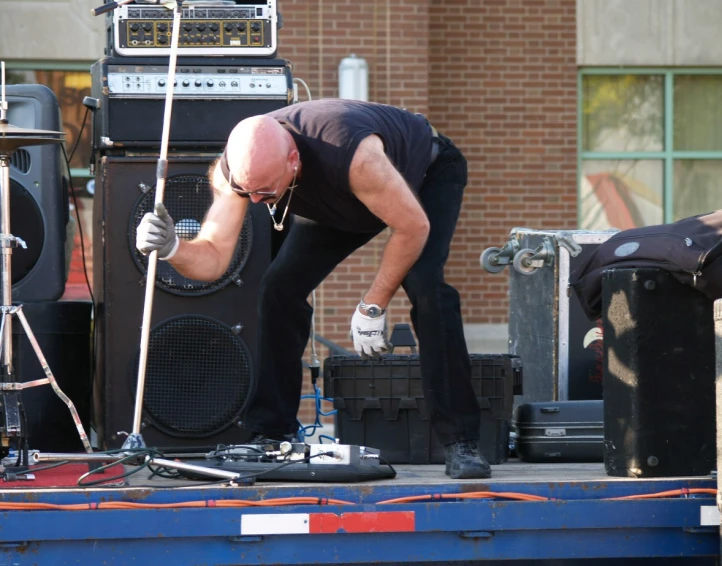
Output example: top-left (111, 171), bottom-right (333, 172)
top-left (1, 463), bottom-right (126, 488)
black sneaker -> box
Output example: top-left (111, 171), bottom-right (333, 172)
top-left (444, 441), bottom-right (492, 479)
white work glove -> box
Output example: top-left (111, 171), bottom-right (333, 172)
top-left (350, 305), bottom-right (391, 359)
top-left (136, 203), bottom-right (179, 261)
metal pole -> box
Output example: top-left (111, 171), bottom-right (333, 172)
top-left (0, 154), bottom-right (13, 376)
top-left (15, 308), bottom-right (92, 452)
top-left (129, 1), bottom-right (183, 443)
top-left (33, 452), bottom-right (121, 463)
top-left (713, 298), bottom-right (722, 555)
top-left (146, 456), bottom-right (244, 481)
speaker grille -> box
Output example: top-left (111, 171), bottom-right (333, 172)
top-left (130, 173), bottom-right (253, 296)
top-left (141, 315), bottom-right (253, 438)
top-left (10, 179), bottom-right (44, 286)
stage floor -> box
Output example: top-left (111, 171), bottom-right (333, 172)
top-left (0, 459), bottom-right (713, 493)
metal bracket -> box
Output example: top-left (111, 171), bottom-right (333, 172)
top-left (531, 237), bottom-right (557, 267)
top-left (555, 231), bottom-right (583, 257)
top-left (0, 235), bottom-right (26, 249)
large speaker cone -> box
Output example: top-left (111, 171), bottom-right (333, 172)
top-left (10, 178), bottom-right (44, 287)
top-left (138, 315), bottom-right (253, 438)
top-left (129, 173), bottom-right (253, 296)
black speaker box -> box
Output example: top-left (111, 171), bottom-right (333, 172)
top-left (602, 267), bottom-right (716, 478)
top-left (93, 155), bottom-right (271, 449)
top-left (6, 85), bottom-right (69, 301)
top-left (13, 301), bottom-right (92, 452)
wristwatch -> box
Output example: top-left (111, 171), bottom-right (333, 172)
top-left (358, 299), bottom-right (386, 318)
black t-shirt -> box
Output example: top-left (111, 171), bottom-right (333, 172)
top-left (266, 99), bottom-right (434, 233)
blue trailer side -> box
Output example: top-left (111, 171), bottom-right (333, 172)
top-left (0, 468), bottom-right (716, 564)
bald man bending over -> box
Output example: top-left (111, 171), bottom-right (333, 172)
top-left (136, 99), bottom-right (490, 479)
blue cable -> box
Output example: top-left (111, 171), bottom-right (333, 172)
top-left (296, 382), bottom-right (337, 443)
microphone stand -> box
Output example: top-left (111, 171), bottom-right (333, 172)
top-left (25, 0), bottom-right (249, 486)
top-left (92, 0), bottom-right (183, 454)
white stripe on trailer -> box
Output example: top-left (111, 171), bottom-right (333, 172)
top-left (241, 513), bottom-right (310, 535)
top-left (700, 505), bottom-right (720, 526)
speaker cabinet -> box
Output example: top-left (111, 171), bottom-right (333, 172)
top-left (93, 155), bottom-right (270, 449)
top-left (14, 301), bottom-right (92, 452)
top-left (602, 267), bottom-right (716, 478)
top-left (6, 85), bottom-right (68, 301)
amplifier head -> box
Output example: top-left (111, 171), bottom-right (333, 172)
top-left (90, 57), bottom-right (293, 150)
top-left (110, 0), bottom-right (279, 58)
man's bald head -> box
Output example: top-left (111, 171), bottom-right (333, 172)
top-left (226, 115), bottom-right (293, 188)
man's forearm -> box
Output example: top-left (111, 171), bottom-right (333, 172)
top-left (364, 230), bottom-right (428, 307)
top-left (168, 239), bottom-right (228, 282)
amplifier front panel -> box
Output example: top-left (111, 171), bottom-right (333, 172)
top-left (106, 98), bottom-right (288, 147)
top-left (91, 58), bottom-right (293, 149)
top-left (112, 1), bottom-right (278, 57)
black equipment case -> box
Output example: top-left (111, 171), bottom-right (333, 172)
top-left (602, 267), bottom-right (716, 478)
top-left (513, 400), bottom-right (603, 463)
top-left (323, 354), bottom-right (522, 465)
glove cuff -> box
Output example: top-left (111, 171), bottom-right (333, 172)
top-left (159, 235), bottom-right (180, 261)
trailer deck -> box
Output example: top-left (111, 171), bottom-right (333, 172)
top-left (0, 459), bottom-right (717, 565)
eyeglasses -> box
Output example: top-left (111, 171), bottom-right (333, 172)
top-left (219, 149), bottom-right (282, 198)
top-left (230, 185), bottom-right (278, 198)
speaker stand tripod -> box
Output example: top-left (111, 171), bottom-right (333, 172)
top-left (0, 64), bottom-right (92, 467)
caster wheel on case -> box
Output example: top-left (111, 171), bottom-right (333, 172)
top-left (513, 249), bottom-right (538, 275)
top-left (480, 247), bottom-right (505, 273)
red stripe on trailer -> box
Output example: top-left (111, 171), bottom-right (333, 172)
top-left (309, 511), bottom-right (415, 534)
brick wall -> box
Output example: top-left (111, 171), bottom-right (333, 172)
top-left (276, 0), bottom-right (433, 427)
top-left (429, 0), bottom-right (578, 324)
top-left (273, 0), bottom-right (578, 427)
top-left (61, 0), bottom-right (578, 428)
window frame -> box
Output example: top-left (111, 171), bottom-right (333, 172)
top-left (4, 60), bottom-right (95, 181)
top-left (577, 68), bottom-right (722, 225)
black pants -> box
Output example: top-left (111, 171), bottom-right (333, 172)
top-left (243, 135), bottom-right (482, 445)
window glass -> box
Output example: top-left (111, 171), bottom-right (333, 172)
top-left (674, 75), bottom-right (722, 152)
top-left (582, 75), bottom-right (664, 153)
top-left (6, 69), bottom-right (92, 174)
top-left (580, 160), bottom-right (663, 230)
top-left (672, 160), bottom-right (722, 221)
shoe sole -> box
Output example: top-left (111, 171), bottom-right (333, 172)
top-left (448, 467), bottom-right (492, 479)
top-left (446, 459), bottom-right (492, 479)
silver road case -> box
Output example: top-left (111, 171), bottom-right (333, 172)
top-left (481, 228), bottom-right (617, 402)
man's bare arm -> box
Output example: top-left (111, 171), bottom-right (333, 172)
top-left (349, 134), bottom-right (430, 307)
top-left (168, 160), bottom-right (248, 281)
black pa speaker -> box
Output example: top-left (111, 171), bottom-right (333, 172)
top-left (13, 301), bottom-right (92, 452)
top-left (602, 267), bottom-right (716, 478)
top-left (93, 155), bottom-right (271, 449)
top-left (5, 84), bottom-right (68, 302)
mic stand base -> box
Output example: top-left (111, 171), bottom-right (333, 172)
top-left (121, 433), bottom-right (147, 451)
